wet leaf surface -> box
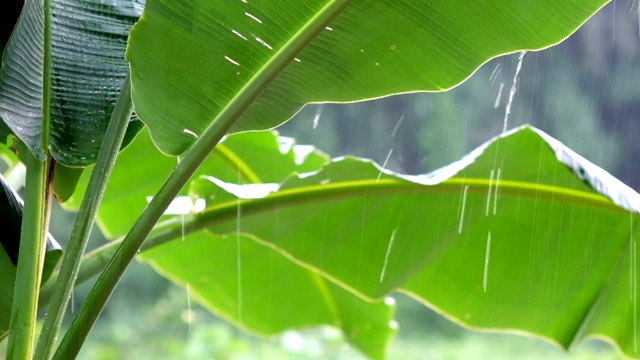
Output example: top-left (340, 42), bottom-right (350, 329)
top-left (139, 126), bottom-right (640, 358)
top-left (128, 0), bottom-right (608, 156)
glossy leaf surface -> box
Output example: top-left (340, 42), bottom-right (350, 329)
top-left (0, 0), bottom-right (144, 166)
top-left (128, 0), bottom-right (609, 156)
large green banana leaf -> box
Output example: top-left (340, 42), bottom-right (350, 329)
top-left (136, 125), bottom-right (640, 359)
top-left (127, 0), bottom-right (609, 156)
top-left (0, 0), bottom-right (144, 166)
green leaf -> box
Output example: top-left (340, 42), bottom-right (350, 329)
top-left (0, 0), bottom-right (144, 166)
top-left (178, 125), bottom-right (640, 358)
top-left (63, 128), bottom-right (328, 239)
top-left (127, 0), bottom-right (609, 156)
top-left (51, 162), bottom-right (84, 203)
top-left (138, 231), bottom-right (397, 360)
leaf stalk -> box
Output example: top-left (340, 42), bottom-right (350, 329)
top-left (7, 154), bottom-right (50, 360)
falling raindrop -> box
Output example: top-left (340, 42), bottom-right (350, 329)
top-left (503, 51), bottom-right (526, 133)
top-left (312, 105), bottom-right (323, 129)
top-left (483, 232), bottom-right (491, 292)
top-left (485, 169), bottom-right (494, 216)
top-left (379, 229), bottom-right (397, 282)
top-left (494, 83), bottom-right (504, 108)
top-left (391, 115), bottom-right (405, 138)
top-left (489, 63), bottom-right (501, 85)
top-left (377, 149), bottom-right (394, 181)
top-left (458, 185), bottom-right (469, 234)
top-left (493, 167), bottom-right (502, 216)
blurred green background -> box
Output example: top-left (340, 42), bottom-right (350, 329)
top-left (2, 0), bottom-right (639, 358)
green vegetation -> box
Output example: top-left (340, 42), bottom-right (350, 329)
top-left (3, 0), bottom-right (639, 359)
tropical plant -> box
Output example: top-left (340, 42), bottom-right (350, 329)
top-left (0, 0), bottom-right (630, 359)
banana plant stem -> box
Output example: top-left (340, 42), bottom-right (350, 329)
top-left (7, 154), bottom-right (50, 360)
top-left (52, 1), bottom-right (354, 358)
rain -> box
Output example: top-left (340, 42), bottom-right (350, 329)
top-left (502, 51), bottom-right (526, 133)
top-left (379, 229), bottom-right (397, 283)
top-left (483, 231), bottom-right (492, 292)
top-left (458, 185), bottom-right (469, 234)
top-left (274, 1), bottom-right (640, 358)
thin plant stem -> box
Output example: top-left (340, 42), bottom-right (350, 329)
top-left (6, 154), bottom-right (50, 360)
top-left (52, 1), bottom-right (354, 358)
top-left (34, 73), bottom-right (134, 360)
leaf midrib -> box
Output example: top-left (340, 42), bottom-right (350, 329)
top-left (209, 176), bottom-right (616, 221)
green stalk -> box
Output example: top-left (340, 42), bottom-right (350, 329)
top-left (7, 0), bottom-right (53, 355)
top-left (34, 73), bottom-right (134, 360)
top-left (6, 154), bottom-right (50, 360)
top-left (52, 1), bottom-right (354, 358)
